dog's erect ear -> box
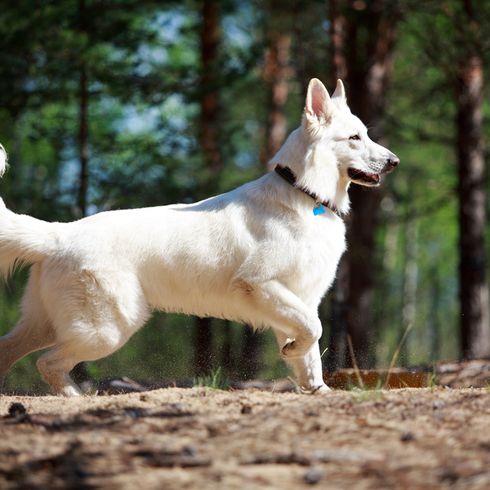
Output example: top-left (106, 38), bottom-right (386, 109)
top-left (304, 78), bottom-right (335, 125)
top-left (332, 79), bottom-right (347, 107)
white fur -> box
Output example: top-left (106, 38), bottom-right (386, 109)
top-left (0, 79), bottom-right (397, 396)
top-left (0, 144), bottom-right (7, 178)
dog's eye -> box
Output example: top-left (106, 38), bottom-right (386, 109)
top-left (349, 134), bottom-right (361, 141)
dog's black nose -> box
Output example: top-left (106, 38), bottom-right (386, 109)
top-left (387, 156), bottom-right (400, 168)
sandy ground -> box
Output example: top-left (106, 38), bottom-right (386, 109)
top-left (1, 387), bottom-right (490, 489)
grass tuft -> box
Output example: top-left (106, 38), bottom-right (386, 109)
top-left (193, 367), bottom-right (230, 390)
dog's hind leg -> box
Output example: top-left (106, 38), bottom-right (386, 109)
top-left (273, 329), bottom-right (330, 394)
top-left (0, 265), bottom-right (56, 387)
top-left (36, 343), bottom-right (87, 397)
top-left (0, 319), bottom-right (55, 386)
top-left (36, 319), bottom-right (140, 397)
top-left (37, 265), bottom-right (150, 396)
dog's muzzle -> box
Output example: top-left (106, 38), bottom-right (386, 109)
top-left (348, 154), bottom-right (399, 186)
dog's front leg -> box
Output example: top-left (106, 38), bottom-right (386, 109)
top-left (241, 279), bottom-right (322, 357)
top-left (274, 330), bottom-right (330, 393)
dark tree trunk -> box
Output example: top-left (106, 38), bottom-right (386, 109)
top-left (77, 0), bottom-right (89, 218)
top-left (328, 0), bottom-right (348, 87)
top-left (240, 2), bottom-right (293, 378)
top-left (326, 0), bottom-right (349, 370)
top-left (199, 0), bottom-right (220, 177)
top-left (72, 0), bottom-right (91, 387)
top-left (328, 0), bottom-right (399, 369)
top-left (194, 317), bottom-right (213, 375)
top-left (456, 44), bottom-right (490, 358)
top-left (194, 0), bottom-right (221, 376)
top-left (261, 3), bottom-right (291, 166)
top-left (78, 63), bottom-right (89, 217)
top-left (241, 328), bottom-right (261, 379)
top-left (220, 321), bottom-right (233, 376)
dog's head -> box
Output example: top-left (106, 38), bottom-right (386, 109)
top-left (302, 78), bottom-right (399, 187)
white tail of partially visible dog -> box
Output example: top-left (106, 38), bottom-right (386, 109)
top-left (0, 79), bottom-right (398, 396)
top-left (0, 145), bottom-right (7, 180)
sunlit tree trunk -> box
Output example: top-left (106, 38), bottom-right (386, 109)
top-left (194, 0), bottom-right (221, 376)
top-left (456, 4), bottom-right (489, 358)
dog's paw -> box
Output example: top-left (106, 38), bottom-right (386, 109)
top-left (56, 384), bottom-right (83, 397)
top-left (301, 384), bottom-right (331, 395)
top-left (313, 384), bottom-right (331, 394)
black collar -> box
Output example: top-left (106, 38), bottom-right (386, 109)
top-left (274, 165), bottom-right (340, 216)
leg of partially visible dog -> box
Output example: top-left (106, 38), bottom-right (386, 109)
top-left (0, 265), bottom-right (56, 387)
top-left (274, 329), bottom-right (329, 393)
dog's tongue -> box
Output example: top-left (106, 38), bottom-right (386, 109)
top-left (348, 168), bottom-right (380, 184)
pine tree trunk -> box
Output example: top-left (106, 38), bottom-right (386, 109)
top-left (241, 3), bottom-right (293, 378)
top-left (261, 5), bottom-right (291, 166)
top-left (456, 49), bottom-right (490, 359)
top-left (199, 0), bottom-right (220, 177)
top-left (326, 0), bottom-right (349, 370)
top-left (194, 0), bottom-right (221, 376)
top-left (78, 64), bottom-right (88, 217)
top-left (72, 0), bottom-right (91, 387)
top-left (77, 0), bottom-right (88, 218)
top-left (328, 1), bottom-right (399, 369)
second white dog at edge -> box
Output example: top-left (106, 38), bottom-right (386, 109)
top-left (0, 78), bottom-right (398, 396)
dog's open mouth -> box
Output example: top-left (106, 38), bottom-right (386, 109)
top-left (347, 168), bottom-right (380, 186)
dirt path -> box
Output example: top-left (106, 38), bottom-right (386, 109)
top-left (1, 387), bottom-right (489, 489)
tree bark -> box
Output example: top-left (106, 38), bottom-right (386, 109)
top-left (194, 0), bottom-right (221, 376)
top-left (240, 2), bottom-right (293, 378)
top-left (328, 0), bottom-right (399, 369)
top-left (261, 3), bottom-right (291, 166)
top-left (456, 47), bottom-right (490, 359)
top-left (77, 0), bottom-right (89, 218)
top-left (199, 0), bottom-right (220, 177)
top-left (326, 0), bottom-right (349, 370)
top-left (72, 0), bottom-right (91, 387)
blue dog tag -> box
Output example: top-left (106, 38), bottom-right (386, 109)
top-left (313, 204), bottom-right (326, 216)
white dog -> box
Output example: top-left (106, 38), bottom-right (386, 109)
top-left (0, 79), bottom-right (398, 396)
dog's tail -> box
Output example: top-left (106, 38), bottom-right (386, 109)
top-left (0, 144), bottom-right (7, 179)
top-left (0, 144), bottom-right (59, 277)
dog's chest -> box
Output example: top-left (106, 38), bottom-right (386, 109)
top-left (285, 215), bottom-right (346, 301)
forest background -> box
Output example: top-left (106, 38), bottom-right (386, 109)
top-left (0, 0), bottom-right (489, 390)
